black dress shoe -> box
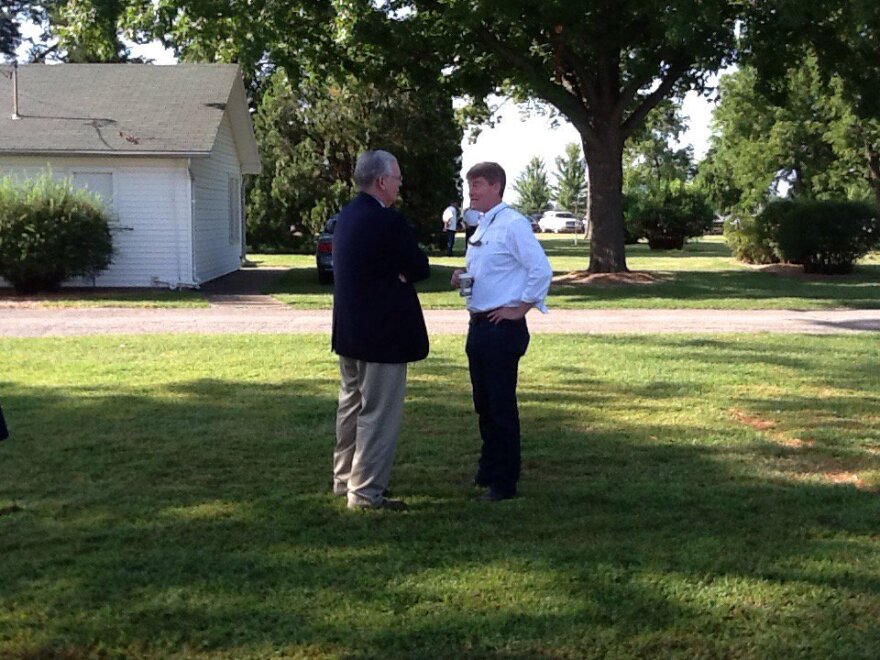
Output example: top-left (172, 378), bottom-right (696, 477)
top-left (376, 498), bottom-right (407, 511)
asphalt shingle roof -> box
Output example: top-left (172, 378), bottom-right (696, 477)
top-left (0, 63), bottom-right (244, 155)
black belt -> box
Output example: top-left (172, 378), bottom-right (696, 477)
top-left (469, 309), bottom-right (498, 324)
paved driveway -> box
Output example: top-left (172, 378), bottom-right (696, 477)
top-left (1, 307), bottom-right (878, 337)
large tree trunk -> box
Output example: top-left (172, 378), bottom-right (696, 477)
top-left (584, 127), bottom-right (628, 273)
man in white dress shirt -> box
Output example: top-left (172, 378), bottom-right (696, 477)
top-left (451, 162), bottom-right (552, 502)
top-left (462, 207), bottom-right (481, 243)
top-left (441, 201), bottom-right (459, 257)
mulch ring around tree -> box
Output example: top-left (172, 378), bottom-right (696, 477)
top-left (552, 270), bottom-right (669, 287)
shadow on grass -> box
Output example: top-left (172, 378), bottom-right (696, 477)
top-left (1, 345), bottom-right (880, 657)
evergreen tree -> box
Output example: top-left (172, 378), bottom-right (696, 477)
top-left (513, 157), bottom-right (552, 217)
top-left (553, 143), bottom-right (588, 215)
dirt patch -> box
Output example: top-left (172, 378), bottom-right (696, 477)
top-left (770, 434), bottom-right (814, 449)
top-left (731, 408), bottom-right (777, 431)
top-left (553, 270), bottom-right (667, 287)
top-left (730, 408), bottom-right (817, 448)
top-left (791, 468), bottom-right (877, 491)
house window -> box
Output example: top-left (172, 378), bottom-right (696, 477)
top-left (228, 175), bottom-right (241, 245)
top-left (72, 172), bottom-right (113, 209)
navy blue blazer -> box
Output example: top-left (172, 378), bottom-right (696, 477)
top-left (331, 192), bottom-right (430, 363)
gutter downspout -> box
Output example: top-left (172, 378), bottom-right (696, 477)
top-left (11, 62), bottom-right (21, 120)
top-left (187, 158), bottom-right (198, 286)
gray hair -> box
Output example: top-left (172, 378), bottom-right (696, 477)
top-left (354, 150), bottom-right (398, 190)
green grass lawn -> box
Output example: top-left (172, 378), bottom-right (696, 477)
top-left (2, 334), bottom-right (879, 657)
top-left (261, 235), bottom-right (880, 310)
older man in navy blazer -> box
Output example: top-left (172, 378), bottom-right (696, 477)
top-left (331, 150), bottom-right (430, 511)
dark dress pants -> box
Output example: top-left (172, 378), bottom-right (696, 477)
top-left (445, 230), bottom-right (456, 256)
top-left (466, 317), bottom-right (530, 498)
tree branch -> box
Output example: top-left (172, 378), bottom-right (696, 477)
top-left (620, 60), bottom-right (689, 139)
top-left (476, 24), bottom-right (597, 142)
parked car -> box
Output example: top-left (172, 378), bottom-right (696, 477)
top-left (315, 214), bottom-right (338, 284)
top-left (538, 210), bottom-right (584, 233)
top-left (527, 213), bottom-right (542, 233)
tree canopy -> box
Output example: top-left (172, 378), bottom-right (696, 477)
top-left (381, 0), bottom-right (743, 271)
top-left (698, 60), bottom-right (879, 216)
top-left (249, 67), bottom-right (461, 250)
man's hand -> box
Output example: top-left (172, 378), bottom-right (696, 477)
top-left (450, 268), bottom-right (465, 288)
top-left (487, 302), bottom-right (534, 324)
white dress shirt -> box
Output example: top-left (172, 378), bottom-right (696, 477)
top-left (463, 208), bottom-right (482, 228)
top-left (464, 202), bottom-right (552, 313)
top-left (442, 205), bottom-right (458, 231)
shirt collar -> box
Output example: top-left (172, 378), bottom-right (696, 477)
top-left (482, 201), bottom-right (508, 221)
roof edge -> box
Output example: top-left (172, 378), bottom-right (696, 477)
top-left (222, 70), bottom-right (262, 175)
top-left (0, 150), bottom-right (211, 157)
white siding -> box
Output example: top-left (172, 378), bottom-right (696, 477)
top-left (0, 156), bottom-right (193, 288)
top-left (190, 114), bottom-right (244, 284)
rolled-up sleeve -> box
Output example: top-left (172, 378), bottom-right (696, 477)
top-left (508, 220), bottom-right (552, 312)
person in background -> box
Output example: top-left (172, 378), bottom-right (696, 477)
top-left (451, 161), bottom-right (552, 502)
top-left (0, 403), bottom-right (7, 442)
top-left (462, 206), bottom-right (481, 243)
top-left (331, 149), bottom-right (430, 512)
top-left (442, 201), bottom-right (460, 257)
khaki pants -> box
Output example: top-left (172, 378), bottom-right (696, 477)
top-left (333, 357), bottom-right (407, 507)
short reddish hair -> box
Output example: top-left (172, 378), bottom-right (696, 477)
top-left (466, 162), bottom-right (506, 196)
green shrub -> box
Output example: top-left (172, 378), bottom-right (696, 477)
top-left (625, 182), bottom-right (713, 250)
top-left (772, 200), bottom-right (879, 274)
top-left (724, 209), bottom-right (783, 265)
top-left (621, 194), bottom-right (643, 244)
top-left (0, 174), bottom-right (114, 293)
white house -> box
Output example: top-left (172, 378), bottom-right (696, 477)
top-left (0, 63), bottom-right (261, 288)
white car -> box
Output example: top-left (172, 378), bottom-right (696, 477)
top-left (538, 210), bottom-right (584, 233)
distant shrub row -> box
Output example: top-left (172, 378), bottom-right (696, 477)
top-left (725, 200), bottom-right (879, 274)
top-left (0, 174), bottom-right (114, 293)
